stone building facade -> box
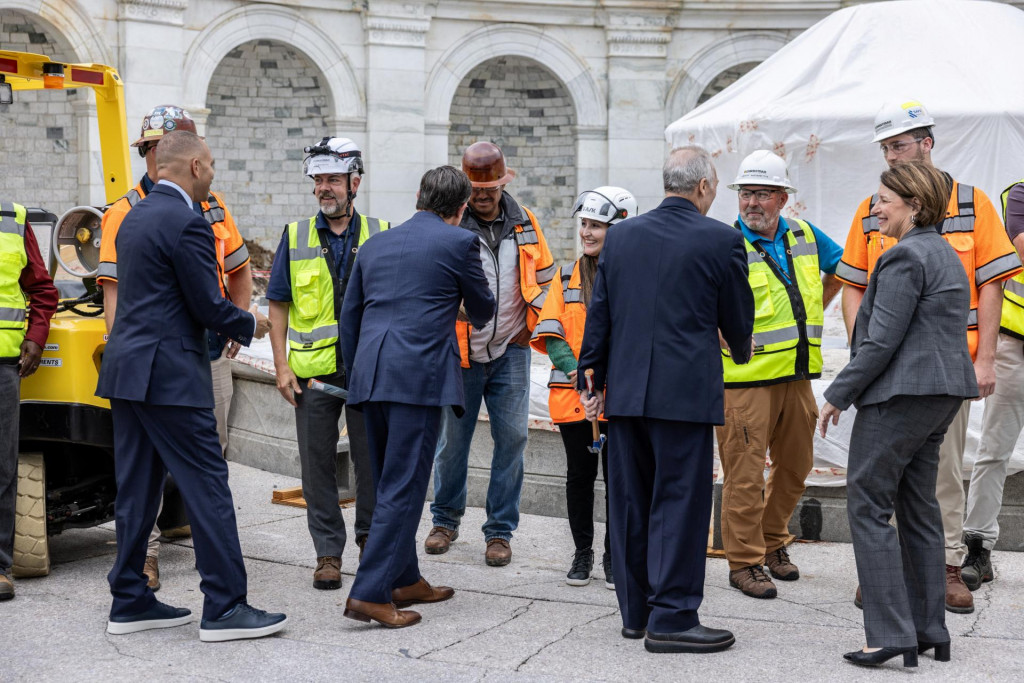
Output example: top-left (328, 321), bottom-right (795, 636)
top-left (3, 0), bottom-right (874, 258)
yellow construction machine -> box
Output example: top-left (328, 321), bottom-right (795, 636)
top-left (2, 50), bottom-right (184, 576)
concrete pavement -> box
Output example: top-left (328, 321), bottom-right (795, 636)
top-left (4, 462), bottom-right (1023, 681)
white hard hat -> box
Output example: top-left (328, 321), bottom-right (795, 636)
top-left (303, 136), bottom-right (364, 177)
top-left (728, 150), bottom-right (797, 194)
top-left (871, 100), bottom-right (936, 143)
top-left (572, 186), bottom-right (638, 225)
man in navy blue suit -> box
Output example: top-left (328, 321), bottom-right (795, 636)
top-left (578, 146), bottom-right (754, 653)
top-left (340, 166), bottom-right (494, 628)
top-left (96, 130), bottom-right (286, 642)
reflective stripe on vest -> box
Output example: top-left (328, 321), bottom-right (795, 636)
top-left (286, 214), bottom-right (389, 377)
top-left (723, 219), bottom-right (824, 387)
top-left (0, 202), bottom-right (29, 356)
top-left (999, 180), bottom-right (1024, 339)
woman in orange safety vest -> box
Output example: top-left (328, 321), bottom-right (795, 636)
top-left (531, 186), bottom-right (638, 589)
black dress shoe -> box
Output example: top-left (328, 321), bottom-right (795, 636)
top-left (621, 627), bottom-right (645, 639)
top-left (843, 646), bottom-right (917, 667)
top-left (918, 640), bottom-right (951, 662)
top-left (645, 625), bottom-right (735, 653)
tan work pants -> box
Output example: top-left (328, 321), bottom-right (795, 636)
top-left (717, 380), bottom-right (817, 571)
top-left (936, 400), bottom-right (971, 566)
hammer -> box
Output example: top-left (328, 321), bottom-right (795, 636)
top-left (584, 368), bottom-right (607, 455)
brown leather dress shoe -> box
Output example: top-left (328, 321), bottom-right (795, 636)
top-left (392, 577), bottom-right (455, 608)
top-left (485, 538), bottom-right (512, 567)
top-left (424, 527), bottom-right (458, 555)
top-left (344, 598), bottom-right (421, 628)
top-left (0, 574), bottom-right (14, 601)
top-left (144, 556), bottom-right (161, 592)
top-left (313, 556), bottom-right (342, 590)
top-left (729, 565), bottom-right (777, 599)
top-left (356, 535), bottom-right (368, 561)
top-left (945, 565), bottom-right (974, 614)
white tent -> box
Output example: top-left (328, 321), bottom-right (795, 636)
top-left (665, 0), bottom-right (1024, 243)
top-left (667, 0), bottom-right (1024, 484)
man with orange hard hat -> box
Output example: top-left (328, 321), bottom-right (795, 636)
top-left (426, 141), bottom-right (555, 567)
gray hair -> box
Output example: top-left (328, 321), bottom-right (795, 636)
top-left (416, 165), bottom-right (472, 219)
top-left (663, 145), bottom-right (714, 194)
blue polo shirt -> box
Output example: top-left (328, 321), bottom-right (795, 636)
top-left (266, 211), bottom-right (359, 302)
top-left (736, 216), bottom-right (843, 283)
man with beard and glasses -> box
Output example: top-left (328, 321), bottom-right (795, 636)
top-left (267, 137), bottom-right (389, 591)
top-left (835, 101), bottom-right (1021, 614)
top-left (717, 150), bottom-right (842, 600)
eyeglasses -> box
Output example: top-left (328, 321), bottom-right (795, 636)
top-left (879, 139), bottom-right (924, 156)
top-left (737, 189), bottom-right (780, 202)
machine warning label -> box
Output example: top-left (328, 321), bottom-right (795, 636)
top-left (44, 343), bottom-right (59, 351)
top-left (39, 358), bottom-right (62, 367)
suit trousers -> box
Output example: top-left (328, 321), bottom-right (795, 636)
top-left (935, 400), bottom-right (971, 566)
top-left (847, 394), bottom-right (961, 648)
top-left (607, 416), bottom-right (713, 634)
top-left (348, 402), bottom-right (441, 604)
top-left (294, 369), bottom-right (375, 558)
top-left (965, 334), bottom-right (1024, 549)
top-left (716, 380), bottom-right (816, 570)
top-left (108, 399), bottom-right (247, 621)
top-left (0, 364), bottom-right (19, 575)
top-left (558, 420), bottom-right (610, 556)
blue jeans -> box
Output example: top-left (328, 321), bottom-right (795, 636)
top-left (431, 343), bottom-right (530, 541)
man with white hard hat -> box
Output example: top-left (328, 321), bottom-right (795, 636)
top-left (834, 100), bottom-right (1021, 614)
top-left (266, 137), bottom-right (390, 591)
top-left (718, 150), bottom-right (843, 600)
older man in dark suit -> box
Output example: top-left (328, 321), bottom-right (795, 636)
top-left (340, 166), bottom-right (494, 628)
top-left (578, 146), bottom-right (754, 653)
top-left (96, 130), bottom-right (285, 642)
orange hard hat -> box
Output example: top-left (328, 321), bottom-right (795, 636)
top-left (131, 105), bottom-right (198, 147)
top-left (461, 141), bottom-right (515, 188)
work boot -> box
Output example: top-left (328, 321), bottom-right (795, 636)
top-left (765, 546), bottom-right (800, 581)
top-left (313, 556), bottom-right (342, 590)
top-left (162, 524), bottom-right (192, 539)
top-left (602, 553), bottom-right (614, 590)
top-left (424, 526), bottom-right (458, 555)
top-left (356, 535), bottom-right (368, 561)
top-left (565, 548), bottom-right (594, 586)
top-left (729, 565), bottom-right (777, 599)
top-left (0, 574), bottom-right (13, 601)
top-left (961, 535), bottom-right (993, 591)
top-left (485, 538), bottom-right (512, 567)
top-left (144, 556), bottom-right (161, 592)
top-left (945, 565), bottom-right (974, 614)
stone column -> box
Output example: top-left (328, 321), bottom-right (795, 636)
top-left (71, 95), bottom-right (105, 207)
top-left (605, 10), bottom-right (673, 215)
top-left (362, 2), bottom-right (431, 222)
top-left (116, 0), bottom-right (190, 181)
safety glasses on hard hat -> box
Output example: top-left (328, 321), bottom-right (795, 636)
top-left (572, 191), bottom-right (629, 222)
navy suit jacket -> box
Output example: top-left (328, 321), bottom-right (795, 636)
top-left (95, 183), bottom-right (255, 408)
top-left (577, 196), bottom-right (754, 424)
top-left (340, 210), bottom-right (494, 415)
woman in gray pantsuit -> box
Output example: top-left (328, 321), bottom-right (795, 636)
top-left (819, 161), bottom-right (978, 668)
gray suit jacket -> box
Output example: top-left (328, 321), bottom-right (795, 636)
top-left (824, 225), bottom-right (978, 410)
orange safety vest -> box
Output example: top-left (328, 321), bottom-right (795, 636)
top-left (456, 206), bottom-right (555, 367)
top-left (530, 259), bottom-right (603, 424)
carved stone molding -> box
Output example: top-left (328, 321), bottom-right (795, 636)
top-left (365, 16), bottom-right (431, 48)
top-left (118, 0), bottom-right (188, 26)
top-left (606, 29), bottom-right (672, 58)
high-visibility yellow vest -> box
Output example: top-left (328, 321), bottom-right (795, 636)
top-left (999, 180), bottom-right (1024, 340)
top-left (0, 202), bottom-right (29, 358)
top-left (286, 213), bottom-right (388, 378)
top-left (723, 219), bottom-right (824, 387)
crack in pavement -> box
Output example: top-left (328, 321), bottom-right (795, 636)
top-left (513, 609), bottom-right (618, 673)
top-left (416, 599), bottom-right (537, 659)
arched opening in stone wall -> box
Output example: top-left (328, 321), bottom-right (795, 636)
top-left (0, 11), bottom-right (80, 214)
top-left (204, 39), bottom-right (332, 249)
top-left (696, 62), bottom-right (760, 107)
top-left (448, 57), bottom-right (578, 262)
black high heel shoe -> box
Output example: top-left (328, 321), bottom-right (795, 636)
top-left (843, 646), bottom-right (918, 667)
top-left (918, 640), bottom-right (951, 662)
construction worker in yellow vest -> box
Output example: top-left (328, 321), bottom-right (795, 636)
top-left (1, 201), bottom-right (58, 601)
top-left (718, 150), bottom-right (844, 600)
top-left (961, 179), bottom-right (1024, 592)
top-left (267, 137), bottom-right (389, 592)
